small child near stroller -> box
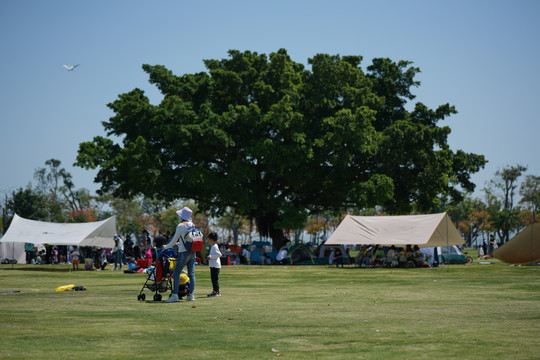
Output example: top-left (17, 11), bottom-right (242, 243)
top-left (137, 248), bottom-right (176, 301)
top-left (177, 271), bottom-right (190, 300)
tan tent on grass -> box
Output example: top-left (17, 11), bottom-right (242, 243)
top-left (493, 223), bottom-right (540, 264)
top-left (0, 214), bottom-right (116, 249)
top-left (325, 212), bottom-right (464, 248)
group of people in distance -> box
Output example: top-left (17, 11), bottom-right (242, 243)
top-left (355, 244), bottom-right (427, 268)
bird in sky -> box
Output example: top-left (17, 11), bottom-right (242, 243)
top-left (62, 64), bottom-right (79, 71)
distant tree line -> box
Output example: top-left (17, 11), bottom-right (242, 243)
top-left (2, 160), bottom-right (538, 249)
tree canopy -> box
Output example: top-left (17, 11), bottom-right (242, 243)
top-left (75, 49), bottom-right (486, 248)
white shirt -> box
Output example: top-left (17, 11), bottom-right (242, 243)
top-left (208, 243), bottom-right (222, 268)
top-left (276, 249), bottom-right (287, 261)
top-left (163, 221), bottom-right (191, 253)
top-left (71, 250), bottom-right (80, 261)
top-left (113, 236), bottom-right (124, 252)
top-left (329, 251), bottom-right (336, 265)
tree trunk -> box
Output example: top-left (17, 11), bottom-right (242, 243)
top-left (233, 228), bottom-right (239, 246)
top-left (255, 213), bottom-right (288, 250)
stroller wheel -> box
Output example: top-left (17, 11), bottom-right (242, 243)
top-left (140, 293), bottom-right (146, 301)
top-left (137, 294), bottom-right (141, 301)
top-left (154, 293), bottom-right (162, 301)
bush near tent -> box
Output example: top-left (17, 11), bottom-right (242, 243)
top-left (317, 244), bottom-right (351, 265)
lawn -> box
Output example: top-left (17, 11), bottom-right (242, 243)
top-left (1, 260), bottom-right (539, 359)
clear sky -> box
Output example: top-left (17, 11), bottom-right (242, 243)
top-left (1, 0), bottom-right (539, 201)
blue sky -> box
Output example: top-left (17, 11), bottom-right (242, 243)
top-left (1, 0), bottom-right (539, 202)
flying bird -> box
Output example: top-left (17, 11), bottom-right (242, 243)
top-left (62, 64), bottom-right (79, 71)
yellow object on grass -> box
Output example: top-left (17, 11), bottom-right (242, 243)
top-left (55, 284), bottom-right (75, 292)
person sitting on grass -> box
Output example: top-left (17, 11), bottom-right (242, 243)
top-left (93, 247), bottom-right (108, 271)
top-left (386, 246), bottom-right (397, 267)
top-left (478, 245), bottom-right (484, 258)
top-left (405, 245), bottom-right (416, 268)
top-left (178, 271), bottom-right (191, 300)
top-left (241, 245), bottom-right (252, 265)
top-left (372, 246), bottom-right (386, 268)
top-left (329, 248), bottom-right (344, 268)
top-left (398, 248), bottom-right (408, 268)
top-left (361, 246), bottom-right (373, 267)
top-left (413, 245), bottom-right (424, 267)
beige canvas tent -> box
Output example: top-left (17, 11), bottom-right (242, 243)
top-left (493, 223), bottom-right (540, 264)
top-left (325, 212), bottom-right (464, 248)
top-left (0, 214), bottom-right (116, 249)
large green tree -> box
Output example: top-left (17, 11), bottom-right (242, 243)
top-left (6, 187), bottom-right (48, 225)
top-left (75, 49), bottom-right (485, 248)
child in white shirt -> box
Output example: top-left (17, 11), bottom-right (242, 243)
top-left (206, 232), bottom-right (222, 297)
top-left (71, 246), bottom-right (80, 270)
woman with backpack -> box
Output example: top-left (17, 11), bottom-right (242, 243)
top-left (163, 207), bottom-right (200, 303)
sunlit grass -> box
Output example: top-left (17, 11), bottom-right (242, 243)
top-left (1, 260), bottom-right (539, 359)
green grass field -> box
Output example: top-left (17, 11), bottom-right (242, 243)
top-left (1, 260), bottom-right (539, 359)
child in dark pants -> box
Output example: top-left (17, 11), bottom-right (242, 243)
top-left (206, 232), bottom-right (222, 297)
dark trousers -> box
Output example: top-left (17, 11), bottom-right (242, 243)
top-left (210, 267), bottom-right (220, 293)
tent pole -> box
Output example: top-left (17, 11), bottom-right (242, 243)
top-left (533, 210), bottom-right (536, 264)
top-left (446, 214), bottom-right (449, 249)
top-left (446, 214), bottom-right (449, 267)
top-left (530, 224), bottom-right (534, 264)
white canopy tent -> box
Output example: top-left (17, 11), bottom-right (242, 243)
top-left (0, 214), bottom-right (117, 248)
top-left (325, 212), bottom-right (464, 248)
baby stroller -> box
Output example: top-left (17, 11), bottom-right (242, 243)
top-left (137, 248), bottom-right (176, 301)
